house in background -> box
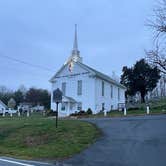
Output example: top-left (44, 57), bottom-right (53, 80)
top-left (50, 25), bottom-right (126, 117)
top-left (148, 74), bottom-right (166, 99)
top-left (18, 102), bottom-right (45, 112)
top-left (0, 100), bottom-right (8, 113)
top-left (18, 102), bottom-right (32, 112)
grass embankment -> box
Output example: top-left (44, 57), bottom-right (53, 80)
top-left (0, 116), bottom-right (100, 160)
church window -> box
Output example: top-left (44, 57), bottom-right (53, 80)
top-left (77, 102), bottom-right (82, 110)
top-left (118, 88), bottom-right (120, 100)
top-left (62, 82), bottom-right (66, 95)
top-left (70, 103), bottom-right (74, 110)
top-left (102, 81), bottom-right (105, 96)
top-left (111, 85), bottom-right (113, 98)
top-left (102, 103), bottom-right (105, 111)
top-left (61, 102), bottom-right (65, 111)
top-left (77, 80), bottom-right (82, 95)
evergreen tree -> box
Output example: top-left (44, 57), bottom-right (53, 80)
top-left (121, 59), bottom-right (161, 102)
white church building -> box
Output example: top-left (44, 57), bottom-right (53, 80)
top-left (50, 25), bottom-right (126, 117)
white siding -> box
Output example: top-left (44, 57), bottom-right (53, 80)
top-left (50, 62), bottom-right (125, 116)
top-left (95, 77), bottom-right (125, 112)
top-left (51, 63), bottom-right (96, 115)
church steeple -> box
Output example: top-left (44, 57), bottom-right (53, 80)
top-left (65, 24), bottom-right (82, 65)
top-left (72, 24), bottom-right (80, 56)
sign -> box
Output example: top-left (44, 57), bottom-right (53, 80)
top-left (53, 88), bottom-right (62, 103)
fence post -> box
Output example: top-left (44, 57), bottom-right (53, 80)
top-left (147, 106), bottom-right (150, 115)
top-left (43, 110), bottom-right (46, 116)
top-left (124, 107), bottom-right (127, 116)
top-left (3, 110), bottom-right (5, 117)
top-left (18, 111), bottom-right (20, 117)
top-left (104, 109), bottom-right (107, 117)
top-left (27, 110), bottom-right (30, 117)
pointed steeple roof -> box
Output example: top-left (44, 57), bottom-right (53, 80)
top-left (72, 24), bottom-right (80, 56)
top-left (64, 24), bottom-right (82, 65)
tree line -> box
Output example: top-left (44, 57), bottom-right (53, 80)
top-left (0, 85), bottom-right (50, 109)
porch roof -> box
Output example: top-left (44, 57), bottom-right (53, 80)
top-left (62, 96), bottom-right (77, 103)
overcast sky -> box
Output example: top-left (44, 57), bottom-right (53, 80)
top-left (0, 0), bottom-right (156, 90)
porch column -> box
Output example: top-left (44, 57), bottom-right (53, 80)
top-left (67, 102), bottom-right (70, 116)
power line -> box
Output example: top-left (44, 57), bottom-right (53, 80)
top-left (0, 54), bottom-right (55, 72)
top-left (0, 65), bottom-right (52, 78)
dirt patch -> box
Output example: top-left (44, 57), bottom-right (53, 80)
top-left (24, 134), bottom-right (50, 147)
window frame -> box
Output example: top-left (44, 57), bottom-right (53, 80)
top-left (77, 102), bottom-right (82, 110)
top-left (77, 80), bottom-right (82, 96)
top-left (102, 81), bottom-right (105, 96)
top-left (118, 88), bottom-right (120, 100)
top-left (111, 85), bottom-right (113, 98)
top-left (102, 103), bottom-right (105, 111)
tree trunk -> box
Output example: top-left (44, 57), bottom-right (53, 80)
top-left (141, 91), bottom-right (145, 103)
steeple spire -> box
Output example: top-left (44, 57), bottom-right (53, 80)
top-left (72, 24), bottom-right (80, 56)
top-left (65, 24), bottom-right (82, 65)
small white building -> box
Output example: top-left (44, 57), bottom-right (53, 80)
top-left (50, 25), bottom-right (126, 117)
top-left (0, 100), bottom-right (8, 113)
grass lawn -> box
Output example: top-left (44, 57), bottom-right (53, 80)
top-left (0, 115), bottom-right (100, 160)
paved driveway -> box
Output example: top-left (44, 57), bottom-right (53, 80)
top-left (0, 115), bottom-right (166, 166)
top-left (61, 115), bottom-right (166, 166)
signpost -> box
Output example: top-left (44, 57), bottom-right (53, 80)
top-left (53, 88), bottom-right (62, 128)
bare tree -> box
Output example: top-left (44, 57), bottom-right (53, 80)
top-left (146, 0), bottom-right (166, 74)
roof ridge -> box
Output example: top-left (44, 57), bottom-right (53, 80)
top-left (0, 100), bottom-right (7, 108)
top-left (77, 61), bottom-right (126, 89)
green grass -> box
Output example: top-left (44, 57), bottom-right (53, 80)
top-left (0, 115), bottom-right (100, 160)
top-left (107, 108), bottom-right (166, 117)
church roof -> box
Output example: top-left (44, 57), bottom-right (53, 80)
top-left (63, 96), bottom-right (77, 103)
top-left (77, 62), bottom-right (126, 89)
top-left (0, 100), bottom-right (8, 109)
top-left (50, 61), bottom-right (126, 89)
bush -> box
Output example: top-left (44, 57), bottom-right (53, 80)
top-left (70, 110), bottom-right (87, 116)
top-left (46, 109), bottom-right (57, 116)
top-left (77, 110), bottom-right (87, 116)
top-left (70, 112), bottom-right (78, 116)
top-left (87, 108), bottom-right (92, 115)
top-left (127, 107), bottom-right (140, 111)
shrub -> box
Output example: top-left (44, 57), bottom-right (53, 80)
top-left (77, 110), bottom-right (87, 116)
top-left (70, 112), bottom-right (78, 116)
top-left (87, 108), bottom-right (92, 115)
top-left (127, 107), bottom-right (140, 111)
top-left (46, 109), bottom-right (57, 116)
top-left (70, 110), bottom-right (87, 116)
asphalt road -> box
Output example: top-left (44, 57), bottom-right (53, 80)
top-left (62, 115), bottom-right (166, 166)
top-left (0, 115), bottom-right (166, 166)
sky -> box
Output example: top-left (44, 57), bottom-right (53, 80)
top-left (0, 0), bottom-right (156, 91)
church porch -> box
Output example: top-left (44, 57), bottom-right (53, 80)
top-left (58, 96), bottom-right (79, 117)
